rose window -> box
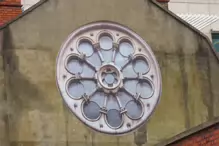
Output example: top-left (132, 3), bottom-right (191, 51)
top-left (56, 22), bottom-right (162, 135)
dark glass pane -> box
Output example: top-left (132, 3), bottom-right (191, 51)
top-left (133, 58), bottom-right (149, 74)
top-left (67, 81), bottom-right (84, 99)
top-left (83, 102), bottom-right (101, 120)
top-left (212, 33), bottom-right (219, 52)
top-left (78, 42), bottom-right (94, 57)
top-left (119, 42), bottom-right (134, 57)
top-left (136, 81), bottom-right (153, 98)
top-left (99, 36), bottom-right (113, 50)
top-left (106, 109), bottom-right (123, 128)
top-left (67, 58), bottom-right (83, 74)
top-left (125, 100), bottom-right (143, 119)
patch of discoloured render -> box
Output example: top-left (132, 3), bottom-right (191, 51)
top-left (0, 30), bottom-right (9, 146)
top-left (147, 53), bottom-right (186, 145)
top-left (210, 57), bottom-right (219, 117)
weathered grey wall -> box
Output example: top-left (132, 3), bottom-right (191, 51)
top-left (0, 0), bottom-right (219, 146)
top-left (0, 30), bottom-right (9, 146)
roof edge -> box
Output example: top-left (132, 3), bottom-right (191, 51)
top-left (0, 0), bottom-right (48, 31)
top-left (155, 117), bottom-right (219, 146)
top-left (149, 0), bottom-right (219, 62)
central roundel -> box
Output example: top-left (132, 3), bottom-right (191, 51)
top-left (97, 63), bottom-right (123, 93)
top-left (56, 21), bottom-right (162, 135)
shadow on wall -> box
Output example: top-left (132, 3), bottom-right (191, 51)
top-left (2, 28), bottom-right (57, 145)
top-left (2, 28), bottom-right (54, 112)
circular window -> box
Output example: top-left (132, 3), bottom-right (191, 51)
top-left (56, 22), bottom-right (162, 135)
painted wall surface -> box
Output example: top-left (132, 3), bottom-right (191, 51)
top-left (0, 0), bottom-right (219, 146)
top-left (169, 0), bottom-right (219, 40)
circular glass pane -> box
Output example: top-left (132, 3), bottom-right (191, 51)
top-left (106, 109), bottom-right (123, 128)
top-left (83, 101), bottom-right (101, 120)
top-left (125, 100), bottom-right (143, 119)
top-left (99, 36), bottom-right (113, 50)
top-left (133, 58), bottom-right (149, 74)
top-left (66, 57), bottom-right (83, 74)
top-left (105, 73), bottom-right (115, 84)
top-left (136, 81), bottom-right (153, 99)
top-left (119, 42), bottom-right (134, 57)
top-left (78, 41), bottom-right (94, 57)
top-left (67, 81), bottom-right (84, 99)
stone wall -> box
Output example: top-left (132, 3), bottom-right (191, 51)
top-left (0, 0), bottom-right (219, 146)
